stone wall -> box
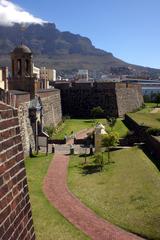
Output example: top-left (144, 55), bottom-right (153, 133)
top-left (116, 83), bottom-right (144, 116)
top-left (38, 89), bottom-right (62, 127)
top-left (125, 114), bottom-right (160, 167)
top-left (0, 101), bottom-right (35, 240)
top-left (0, 89), bottom-right (62, 155)
top-left (17, 102), bottom-right (35, 155)
top-left (54, 82), bottom-right (143, 118)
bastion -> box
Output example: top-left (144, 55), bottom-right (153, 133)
top-left (53, 81), bottom-right (144, 118)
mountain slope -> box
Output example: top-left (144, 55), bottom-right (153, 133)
top-left (0, 22), bottom-right (159, 76)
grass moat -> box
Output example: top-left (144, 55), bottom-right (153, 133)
top-left (25, 154), bottom-right (89, 240)
top-left (25, 112), bottom-right (160, 240)
top-left (68, 147), bottom-right (160, 240)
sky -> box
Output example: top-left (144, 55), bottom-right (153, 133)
top-left (1, 0), bottom-right (160, 69)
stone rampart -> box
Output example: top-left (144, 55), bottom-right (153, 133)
top-left (125, 114), bottom-right (160, 165)
top-left (116, 83), bottom-right (144, 116)
top-left (0, 101), bottom-right (35, 240)
top-left (0, 89), bottom-right (62, 155)
top-left (38, 89), bottom-right (62, 127)
top-left (54, 82), bottom-right (143, 117)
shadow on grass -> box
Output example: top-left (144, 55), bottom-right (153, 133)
top-left (139, 144), bottom-right (160, 171)
top-left (29, 154), bottom-right (39, 158)
top-left (79, 153), bottom-right (93, 158)
top-left (81, 164), bottom-right (102, 175)
top-left (83, 120), bottom-right (94, 124)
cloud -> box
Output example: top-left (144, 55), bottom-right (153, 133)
top-left (0, 0), bottom-right (46, 26)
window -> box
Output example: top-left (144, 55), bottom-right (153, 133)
top-left (25, 59), bottom-right (29, 73)
top-left (17, 59), bottom-right (22, 75)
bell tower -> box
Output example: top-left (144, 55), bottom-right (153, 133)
top-left (11, 44), bottom-right (33, 79)
top-left (8, 44), bottom-right (36, 97)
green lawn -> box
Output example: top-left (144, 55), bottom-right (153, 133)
top-left (128, 112), bottom-right (160, 128)
top-left (136, 102), bottom-right (157, 113)
top-left (109, 118), bottom-right (128, 138)
top-left (68, 147), bottom-right (160, 240)
top-left (54, 118), bottom-right (106, 139)
top-left (25, 154), bottom-right (89, 240)
top-left (54, 118), bottom-right (128, 139)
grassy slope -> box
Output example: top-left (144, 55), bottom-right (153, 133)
top-left (54, 118), bottom-right (128, 139)
top-left (128, 102), bottom-right (160, 128)
top-left (54, 119), bottom-right (106, 139)
top-left (25, 154), bottom-right (89, 240)
top-left (137, 103), bottom-right (157, 113)
top-left (128, 112), bottom-right (160, 128)
top-left (68, 148), bottom-right (160, 240)
top-left (110, 118), bottom-right (128, 137)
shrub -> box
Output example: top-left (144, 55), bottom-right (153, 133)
top-left (94, 153), bottom-right (104, 171)
top-left (44, 125), bottom-right (56, 139)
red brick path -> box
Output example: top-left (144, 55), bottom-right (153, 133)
top-left (43, 154), bottom-right (144, 240)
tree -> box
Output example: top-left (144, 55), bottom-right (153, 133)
top-left (91, 106), bottom-right (104, 120)
top-left (155, 93), bottom-right (160, 107)
top-left (101, 132), bottom-right (119, 163)
top-left (107, 117), bottom-right (117, 131)
top-left (94, 153), bottom-right (104, 171)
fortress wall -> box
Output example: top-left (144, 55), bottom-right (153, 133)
top-left (54, 82), bottom-right (143, 118)
top-left (17, 102), bottom-right (35, 155)
top-left (16, 90), bottom-right (62, 155)
top-left (115, 83), bottom-right (144, 116)
top-left (0, 89), bottom-right (62, 155)
top-left (38, 89), bottom-right (62, 127)
top-left (0, 101), bottom-right (35, 240)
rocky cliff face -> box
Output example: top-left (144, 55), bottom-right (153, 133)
top-left (0, 23), bottom-right (126, 72)
top-left (0, 23), bottom-right (111, 56)
top-left (0, 22), bottom-right (159, 76)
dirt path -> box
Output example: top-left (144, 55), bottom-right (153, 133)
top-left (150, 108), bottom-right (160, 113)
top-left (43, 154), bottom-right (144, 240)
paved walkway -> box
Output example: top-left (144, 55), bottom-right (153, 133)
top-left (43, 154), bottom-right (144, 240)
top-left (75, 128), bottom-right (94, 140)
top-left (150, 107), bottom-right (160, 113)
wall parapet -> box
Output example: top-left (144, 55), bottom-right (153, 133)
top-left (124, 114), bottom-right (160, 165)
top-left (0, 101), bottom-right (35, 240)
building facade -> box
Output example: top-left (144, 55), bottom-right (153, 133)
top-left (33, 64), bottom-right (40, 79)
top-left (77, 69), bottom-right (89, 81)
top-left (40, 67), bottom-right (56, 82)
top-left (0, 66), bottom-right (8, 90)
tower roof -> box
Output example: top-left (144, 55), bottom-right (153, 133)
top-left (12, 44), bottom-right (32, 54)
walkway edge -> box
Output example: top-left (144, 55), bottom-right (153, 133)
top-left (43, 154), bottom-right (145, 240)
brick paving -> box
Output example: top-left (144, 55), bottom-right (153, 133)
top-left (43, 154), bottom-right (144, 240)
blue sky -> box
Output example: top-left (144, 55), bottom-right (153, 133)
top-left (11, 0), bottom-right (160, 68)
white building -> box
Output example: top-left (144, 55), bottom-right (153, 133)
top-left (40, 67), bottom-right (56, 81)
top-left (77, 69), bottom-right (89, 81)
top-left (0, 67), bottom-right (8, 90)
top-left (33, 64), bottom-right (40, 79)
top-left (0, 69), bottom-right (4, 89)
top-left (100, 74), bottom-right (121, 82)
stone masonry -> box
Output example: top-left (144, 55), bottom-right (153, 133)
top-left (0, 101), bottom-right (35, 240)
top-left (17, 102), bottom-right (35, 155)
top-left (54, 82), bottom-right (143, 118)
top-left (0, 89), bottom-right (62, 155)
top-left (38, 89), bottom-right (62, 127)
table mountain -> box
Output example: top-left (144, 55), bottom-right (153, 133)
top-left (0, 22), bottom-right (159, 77)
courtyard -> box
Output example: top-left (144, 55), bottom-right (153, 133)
top-left (25, 116), bottom-right (160, 240)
